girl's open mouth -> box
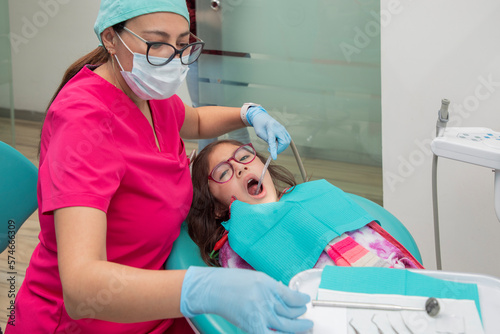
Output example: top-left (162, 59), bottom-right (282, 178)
top-left (247, 178), bottom-right (263, 196)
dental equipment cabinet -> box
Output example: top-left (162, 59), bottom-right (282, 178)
top-left (431, 99), bottom-right (500, 270)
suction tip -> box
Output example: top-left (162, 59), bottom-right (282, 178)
top-left (438, 98), bottom-right (450, 122)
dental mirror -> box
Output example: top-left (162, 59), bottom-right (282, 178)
top-left (425, 297), bottom-right (440, 317)
top-left (312, 297), bottom-right (441, 317)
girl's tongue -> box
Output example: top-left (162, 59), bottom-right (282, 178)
top-left (247, 178), bottom-right (262, 195)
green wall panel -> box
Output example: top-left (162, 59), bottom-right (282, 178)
top-left (196, 0), bottom-right (381, 166)
top-left (0, 0), bottom-right (15, 145)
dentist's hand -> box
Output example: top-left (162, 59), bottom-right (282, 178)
top-left (246, 106), bottom-right (291, 160)
top-left (180, 266), bottom-right (313, 334)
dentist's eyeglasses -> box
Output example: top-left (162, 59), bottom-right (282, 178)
top-left (208, 144), bottom-right (257, 184)
top-left (122, 26), bottom-right (205, 66)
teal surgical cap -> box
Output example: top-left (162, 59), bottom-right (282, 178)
top-left (94, 0), bottom-right (190, 43)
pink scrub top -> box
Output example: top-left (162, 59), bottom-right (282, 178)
top-left (7, 65), bottom-right (193, 333)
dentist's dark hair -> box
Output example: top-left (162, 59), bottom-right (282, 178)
top-left (47, 21), bottom-right (126, 108)
top-left (187, 139), bottom-right (296, 266)
top-left (38, 21), bottom-right (126, 155)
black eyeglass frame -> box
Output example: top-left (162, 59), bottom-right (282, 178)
top-left (121, 26), bottom-right (205, 66)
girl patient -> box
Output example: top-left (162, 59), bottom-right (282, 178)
top-left (187, 140), bottom-right (423, 283)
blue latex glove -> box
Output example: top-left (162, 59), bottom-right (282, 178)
top-left (246, 106), bottom-right (291, 160)
top-left (180, 266), bottom-right (314, 334)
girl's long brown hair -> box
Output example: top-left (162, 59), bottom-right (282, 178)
top-left (187, 139), bottom-right (297, 266)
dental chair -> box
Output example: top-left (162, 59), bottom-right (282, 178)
top-left (0, 141), bottom-right (38, 253)
top-left (166, 143), bottom-right (423, 334)
top-left (0, 140), bottom-right (421, 332)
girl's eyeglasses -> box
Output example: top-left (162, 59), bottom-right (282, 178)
top-left (208, 144), bottom-right (257, 184)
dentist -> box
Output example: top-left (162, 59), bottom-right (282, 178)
top-left (7, 0), bottom-right (311, 333)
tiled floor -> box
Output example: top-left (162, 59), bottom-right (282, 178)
top-left (0, 117), bottom-right (382, 330)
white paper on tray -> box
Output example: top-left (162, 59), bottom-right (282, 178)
top-left (312, 288), bottom-right (484, 334)
top-left (291, 269), bottom-right (486, 334)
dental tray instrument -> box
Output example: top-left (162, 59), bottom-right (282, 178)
top-left (312, 297), bottom-right (440, 316)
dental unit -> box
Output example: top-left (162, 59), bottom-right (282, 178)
top-left (431, 99), bottom-right (500, 269)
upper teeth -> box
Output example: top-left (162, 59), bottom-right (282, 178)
top-left (248, 179), bottom-right (254, 183)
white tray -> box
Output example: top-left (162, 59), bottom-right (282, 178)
top-left (289, 269), bottom-right (500, 333)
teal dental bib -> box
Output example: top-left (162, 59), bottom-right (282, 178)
top-left (221, 179), bottom-right (376, 284)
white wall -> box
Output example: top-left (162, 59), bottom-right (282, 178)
top-left (382, 0), bottom-right (500, 277)
top-left (7, 0), bottom-right (191, 112)
top-left (8, 0), bottom-right (100, 111)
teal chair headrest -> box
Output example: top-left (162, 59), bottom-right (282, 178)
top-left (0, 141), bottom-right (38, 253)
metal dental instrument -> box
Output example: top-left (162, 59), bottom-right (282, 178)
top-left (312, 297), bottom-right (440, 317)
top-left (370, 315), bottom-right (385, 334)
top-left (254, 140), bottom-right (278, 195)
top-left (255, 155), bottom-right (272, 195)
top-left (348, 318), bottom-right (362, 334)
top-left (255, 139), bottom-right (307, 195)
top-left (424, 297), bottom-right (440, 316)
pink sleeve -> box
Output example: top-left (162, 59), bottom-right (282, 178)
top-left (172, 94), bottom-right (186, 130)
top-left (39, 105), bottom-right (126, 214)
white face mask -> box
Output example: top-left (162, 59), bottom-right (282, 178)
top-left (114, 33), bottom-right (189, 100)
